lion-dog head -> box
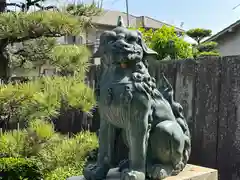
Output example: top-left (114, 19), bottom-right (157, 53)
top-left (93, 16), bottom-right (158, 69)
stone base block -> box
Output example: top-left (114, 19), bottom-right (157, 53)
top-left (165, 164), bottom-right (217, 180)
top-left (67, 164), bottom-right (218, 180)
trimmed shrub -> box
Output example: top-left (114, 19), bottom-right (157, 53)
top-left (136, 26), bottom-right (193, 60)
top-left (0, 76), bottom-right (96, 127)
top-left (0, 157), bottom-right (42, 180)
top-left (0, 120), bottom-right (98, 180)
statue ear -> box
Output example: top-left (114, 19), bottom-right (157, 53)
top-left (92, 33), bottom-right (106, 58)
top-left (93, 49), bottom-right (101, 58)
top-left (93, 31), bottom-right (117, 58)
top-left (137, 31), bottom-right (158, 56)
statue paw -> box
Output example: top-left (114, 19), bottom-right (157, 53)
top-left (172, 162), bottom-right (185, 175)
top-left (147, 164), bottom-right (172, 180)
top-left (118, 159), bottom-right (129, 172)
top-left (121, 170), bottom-right (145, 180)
top-left (83, 163), bottom-right (110, 180)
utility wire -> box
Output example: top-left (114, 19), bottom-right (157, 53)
top-left (90, 0), bottom-right (121, 35)
top-left (233, 3), bottom-right (240, 10)
top-left (100, 0), bottom-right (121, 16)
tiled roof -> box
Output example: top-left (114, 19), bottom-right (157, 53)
top-left (91, 10), bottom-right (184, 32)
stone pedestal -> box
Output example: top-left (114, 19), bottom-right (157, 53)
top-left (165, 164), bottom-right (217, 180)
top-left (66, 164), bottom-right (218, 180)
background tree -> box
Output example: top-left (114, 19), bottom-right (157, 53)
top-left (186, 28), bottom-right (211, 45)
top-left (0, 0), bottom-right (101, 129)
top-left (0, 1), bottom-right (100, 179)
top-left (0, 0), bottom-right (101, 82)
top-left (186, 28), bottom-right (219, 57)
top-left (137, 26), bottom-right (193, 60)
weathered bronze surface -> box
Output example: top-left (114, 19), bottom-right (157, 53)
top-left (69, 16), bottom-right (191, 180)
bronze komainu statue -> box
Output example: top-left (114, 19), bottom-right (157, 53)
top-left (83, 17), bottom-right (191, 180)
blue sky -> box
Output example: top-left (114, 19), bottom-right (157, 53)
top-left (101, 0), bottom-right (240, 35)
top-left (8, 0), bottom-right (240, 36)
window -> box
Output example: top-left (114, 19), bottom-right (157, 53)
top-left (76, 36), bottom-right (83, 44)
top-left (96, 30), bottom-right (103, 39)
top-left (65, 35), bottom-right (84, 44)
top-left (65, 36), bottom-right (74, 44)
top-left (42, 68), bottom-right (56, 76)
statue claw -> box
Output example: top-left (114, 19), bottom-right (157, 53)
top-left (121, 170), bottom-right (145, 180)
top-left (147, 164), bottom-right (172, 180)
top-left (83, 163), bottom-right (110, 180)
top-left (172, 162), bottom-right (185, 175)
top-left (118, 159), bottom-right (129, 172)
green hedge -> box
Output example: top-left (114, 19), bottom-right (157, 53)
top-left (0, 120), bottom-right (98, 180)
top-left (0, 157), bottom-right (42, 180)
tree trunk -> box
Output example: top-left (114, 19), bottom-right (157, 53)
top-left (0, 51), bottom-right (9, 83)
top-left (0, 1), bottom-right (7, 83)
top-left (0, 0), bottom-right (6, 12)
top-left (0, 42), bottom-right (10, 83)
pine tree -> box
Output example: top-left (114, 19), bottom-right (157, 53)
top-left (186, 28), bottom-right (219, 58)
top-left (0, 0), bottom-right (101, 129)
top-left (0, 0), bottom-right (101, 82)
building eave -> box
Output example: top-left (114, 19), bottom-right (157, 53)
top-left (204, 20), bottom-right (240, 42)
top-left (90, 10), bottom-right (185, 32)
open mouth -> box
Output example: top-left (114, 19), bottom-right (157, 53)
top-left (113, 48), bottom-right (142, 61)
top-left (112, 43), bottom-right (142, 54)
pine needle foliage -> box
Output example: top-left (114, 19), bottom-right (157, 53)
top-left (0, 76), bottom-right (96, 125)
top-left (0, 119), bottom-right (98, 180)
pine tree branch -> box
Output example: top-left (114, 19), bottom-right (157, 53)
top-left (28, 0), bottom-right (44, 5)
top-left (10, 28), bottom-right (64, 43)
top-left (0, 11), bottom-right (82, 44)
top-left (1, 3), bottom-right (101, 44)
top-left (7, 2), bottom-right (58, 12)
top-left (66, 3), bottom-right (102, 17)
top-left (25, 0), bottom-right (48, 11)
top-left (6, 3), bottom-right (22, 9)
top-left (9, 37), bottom-right (55, 70)
top-left (35, 3), bottom-right (59, 11)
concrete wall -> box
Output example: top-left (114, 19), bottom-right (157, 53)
top-left (12, 64), bottom-right (56, 77)
top-left (147, 56), bottom-right (240, 180)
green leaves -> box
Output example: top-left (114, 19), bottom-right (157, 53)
top-left (0, 157), bottom-right (43, 180)
top-left (0, 11), bottom-right (81, 43)
top-left (186, 28), bottom-right (219, 57)
top-left (51, 44), bottom-right (90, 76)
top-left (198, 51), bottom-right (220, 57)
top-left (197, 41), bottom-right (218, 52)
top-left (186, 28), bottom-right (212, 44)
top-left (0, 120), bottom-right (98, 180)
top-left (66, 2), bottom-right (102, 17)
top-left (138, 26), bottom-right (193, 60)
top-left (0, 76), bottom-right (96, 125)
top-left (0, 4), bottom-right (99, 178)
top-left (9, 37), bottom-right (56, 69)
top-left (9, 37), bottom-right (91, 75)
top-left (0, 2), bottom-right (102, 81)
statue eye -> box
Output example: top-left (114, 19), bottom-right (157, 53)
top-left (117, 33), bottom-right (125, 39)
top-left (136, 74), bottom-right (142, 79)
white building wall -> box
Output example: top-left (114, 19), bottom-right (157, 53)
top-left (216, 27), bottom-right (240, 56)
